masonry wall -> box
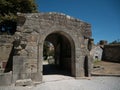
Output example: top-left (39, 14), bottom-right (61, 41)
top-left (90, 46), bottom-right (103, 61)
top-left (102, 45), bottom-right (120, 62)
top-left (0, 35), bottom-right (14, 73)
top-left (0, 35), bottom-right (14, 85)
top-left (0, 12), bottom-right (92, 85)
top-left (15, 13), bottom-right (92, 82)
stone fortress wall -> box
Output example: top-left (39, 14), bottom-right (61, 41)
top-left (90, 40), bottom-right (120, 62)
top-left (102, 44), bottom-right (120, 62)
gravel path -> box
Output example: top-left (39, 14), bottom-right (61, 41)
top-left (0, 76), bottom-right (120, 90)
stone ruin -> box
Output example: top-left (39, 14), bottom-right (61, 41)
top-left (0, 12), bottom-right (92, 86)
top-left (90, 40), bottom-right (120, 62)
top-left (102, 44), bottom-right (120, 62)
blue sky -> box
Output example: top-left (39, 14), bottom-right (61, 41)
top-left (36, 0), bottom-right (120, 44)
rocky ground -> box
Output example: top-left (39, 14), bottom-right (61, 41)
top-left (0, 61), bottom-right (120, 90)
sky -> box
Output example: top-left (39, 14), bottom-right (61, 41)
top-left (36, 0), bottom-right (120, 44)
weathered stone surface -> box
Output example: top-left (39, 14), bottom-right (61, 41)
top-left (102, 45), bottom-right (120, 62)
top-left (15, 79), bottom-right (33, 86)
top-left (0, 36), bottom-right (14, 73)
top-left (90, 46), bottom-right (103, 61)
top-left (0, 12), bottom-right (92, 85)
top-left (0, 72), bottom-right (12, 86)
top-left (13, 56), bottom-right (28, 82)
top-left (13, 56), bottom-right (38, 83)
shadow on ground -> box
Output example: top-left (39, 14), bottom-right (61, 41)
top-left (43, 64), bottom-right (71, 76)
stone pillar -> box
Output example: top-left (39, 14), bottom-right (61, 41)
top-left (88, 38), bottom-right (94, 51)
top-left (75, 48), bottom-right (85, 78)
top-left (34, 42), bottom-right (43, 82)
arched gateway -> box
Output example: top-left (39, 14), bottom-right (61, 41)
top-left (43, 31), bottom-right (75, 76)
top-left (13, 13), bottom-right (92, 83)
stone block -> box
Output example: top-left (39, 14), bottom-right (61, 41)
top-left (13, 56), bottom-right (27, 81)
top-left (0, 72), bottom-right (12, 86)
top-left (15, 79), bottom-right (33, 86)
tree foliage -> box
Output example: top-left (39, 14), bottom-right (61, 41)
top-left (109, 39), bottom-right (120, 44)
top-left (0, 0), bottom-right (37, 35)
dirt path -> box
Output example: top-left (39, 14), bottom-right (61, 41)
top-left (0, 61), bottom-right (120, 90)
top-left (92, 61), bottom-right (120, 75)
top-left (1, 77), bottom-right (120, 90)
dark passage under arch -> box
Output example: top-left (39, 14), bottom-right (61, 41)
top-left (43, 32), bottom-right (75, 76)
top-left (84, 56), bottom-right (89, 77)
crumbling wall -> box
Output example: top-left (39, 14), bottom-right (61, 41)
top-left (90, 46), bottom-right (103, 61)
top-left (0, 12), bottom-right (92, 85)
top-left (102, 45), bottom-right (120, 62)
top-left (0, 35), bottom-right (14, 73)
top-left (14, 12), bottom-right (92, 82)
top-left (0, 35), bottom-right (14, 85)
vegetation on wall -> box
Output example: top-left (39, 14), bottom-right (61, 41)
top-left (0, 0), bottom-right (38, 35)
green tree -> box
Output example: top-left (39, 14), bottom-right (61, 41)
top-left (109, 39), bottom-right (120, 44)
top-left (0, 0), bottom-right (37, 35)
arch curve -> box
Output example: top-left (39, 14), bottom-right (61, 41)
top-left (43, 31), bottom-right (75, 76)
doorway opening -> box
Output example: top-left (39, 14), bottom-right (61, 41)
top-left (43, 32), bottom-right (75, 77)
top-left (84, 56), bottom-right (89, 77)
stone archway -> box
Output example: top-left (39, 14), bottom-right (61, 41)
top-left (11, 13), bottom-right (92, 83)
top-left (43, 31), bottom-right (75, 77)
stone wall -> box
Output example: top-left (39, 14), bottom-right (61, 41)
top-left (0, 12), bottom-right (92, 85)
top-left (90, 46), bottom-right (103, 61)
top-left (0, 35), bottom-right (14, 85)
top-left (0, 72), bottom-right (12, 86)
top-left (102, 45), bottom-right (120, 62)
top-left (0, 35), bottom-right (14, 73)
top-left (15, 12), bottom-right (92, 82)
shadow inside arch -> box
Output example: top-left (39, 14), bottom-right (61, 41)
top-left (84, 56), bottom-right (89, 77)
